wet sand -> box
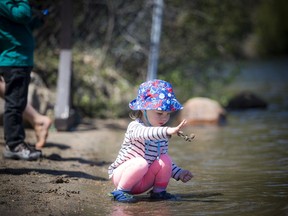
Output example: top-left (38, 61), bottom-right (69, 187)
top-left (0, 118), bottom-right (129, 216)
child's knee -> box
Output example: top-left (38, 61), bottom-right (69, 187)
top-left (159, 154), bottom-right (172, 165)
top-left (134, 157), bottom-right (149, 171)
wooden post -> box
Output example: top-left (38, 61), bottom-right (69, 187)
top-left (54, 0), bottom-right (75, 131)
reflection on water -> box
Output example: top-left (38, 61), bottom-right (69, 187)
top-left (101, 109), bottom-right (288, 216)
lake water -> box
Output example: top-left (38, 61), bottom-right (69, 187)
top-left (97, 109), bottom-right (288, 216)
top-left (167, 109), bottom-right (288, 216)
top-left (95, 58), bottom-right (288, 215)
top-left (225, 57), bottom-right (288, 109)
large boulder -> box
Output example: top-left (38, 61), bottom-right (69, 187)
top-left (179, 97), bottom-right (226, 125)
top-left (226, 91), bottom-right (267, 110)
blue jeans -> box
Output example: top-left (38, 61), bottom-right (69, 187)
top-left (0, 67), bottom-right (32, 149)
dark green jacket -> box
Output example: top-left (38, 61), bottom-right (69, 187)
top-left (0, 0), bottom-right (34, 67)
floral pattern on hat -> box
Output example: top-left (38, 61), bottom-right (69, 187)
top-left (129, 79), bottom-right (183, 111)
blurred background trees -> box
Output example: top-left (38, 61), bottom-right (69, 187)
top-left (32, 0), bottom-right (288, 118)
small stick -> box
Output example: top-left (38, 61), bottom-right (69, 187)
top-left (177, 131), bottom-right (195, 142)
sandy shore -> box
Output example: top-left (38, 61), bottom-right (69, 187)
top-left (0, 118), bottom-right (130, 216)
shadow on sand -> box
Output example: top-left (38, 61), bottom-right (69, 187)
top-left (43, 142), bottom-right (71, 150)
top-left (0, 167), bottom-right (107, 181)
top-left (43, 153), bottom-right (111, 166)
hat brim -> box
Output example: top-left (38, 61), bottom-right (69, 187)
top-left (129, 98), bottom-right (183, 111)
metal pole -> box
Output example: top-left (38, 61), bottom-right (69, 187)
top-left (147, 0), bottom-right (164, 81)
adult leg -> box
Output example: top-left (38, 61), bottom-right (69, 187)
top-left (0, 78), bottom-right (5, 98)
top-left (23, 106), bottom-right (52, 149)
top-left (2, 67), bottom-right (31, 148)
top-left (1, 67), bottom-right (41, 160)
top-left (0, 78), bottom-right (51, 149)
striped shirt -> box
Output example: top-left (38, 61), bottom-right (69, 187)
top-left (108, 118), bottom-right (182, 180)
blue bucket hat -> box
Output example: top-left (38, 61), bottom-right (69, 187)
top-left (129, 79), bottom-right (183, 111)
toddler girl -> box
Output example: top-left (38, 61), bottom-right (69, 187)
top-left (108, 79), bottom-right (193, 203)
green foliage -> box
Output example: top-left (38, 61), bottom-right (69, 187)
top-left (31, 0), bottom-right (286, 118)
top-left (254, 0), bottom-right (288, 57)
top-left (155, 0), bottom-right (255, 106)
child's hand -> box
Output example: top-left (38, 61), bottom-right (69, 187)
top-left (167, 119), bottom-right (187, 135)
top-left (179, 170), bottom-right (193, 183)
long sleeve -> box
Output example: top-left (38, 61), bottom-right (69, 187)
top-left (0, 0), bottom-right (34, 66)
top-left (108, 119), bottom-right (183, 181)
top-left (0, 0), bottom-right (32, 24)
top-left (128, 120), bottom-right (170, 141)
top-left (172, 163), bottom-right (182, 180)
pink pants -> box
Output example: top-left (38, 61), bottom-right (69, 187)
top-left (112, 154), bottom-right (172, 194)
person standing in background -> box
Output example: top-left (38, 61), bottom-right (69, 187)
top-left (0, 0), bottom-right (46, 160)
top-left (0, 79), bottom-right (52, 150)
